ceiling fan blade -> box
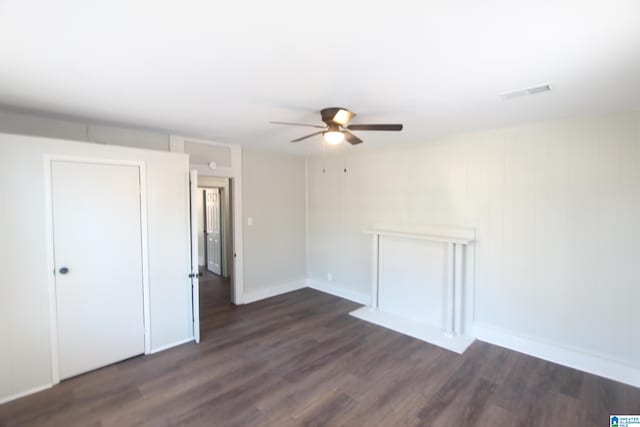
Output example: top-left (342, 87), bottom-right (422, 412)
top-left (344, 131), bottom-right (363, 145)
top-left (291, 131), bottom-right (324, 143)
top-left (270, 121), bottom-right (325, 129)
top-left (346, 124), bottom-right (403, 131)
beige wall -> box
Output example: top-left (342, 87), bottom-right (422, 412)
top-left (307, 112), bottom-right (640, 370)
top-left (0, 109), bottom-right (170, 150)
top-left (242, 148), bottom-right (307, 294)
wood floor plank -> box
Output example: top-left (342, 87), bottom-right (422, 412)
top-left (1, 272), bottom-right (639, 426)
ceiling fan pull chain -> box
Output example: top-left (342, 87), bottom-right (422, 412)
top-left (343, 148), bottom-right (347, 174)
top-left (322, 138), bottom-right (326, 173)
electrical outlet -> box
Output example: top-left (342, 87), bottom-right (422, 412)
top-left (327, 273), bottom-right (332, 281)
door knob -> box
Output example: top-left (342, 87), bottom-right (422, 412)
top-left (58, 267), bottom-right (69, 275)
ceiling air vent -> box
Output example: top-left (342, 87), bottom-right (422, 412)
top-left (500, 83), bottom-right (552, 100)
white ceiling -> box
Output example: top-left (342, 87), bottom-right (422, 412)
top-left (1, 0), bottom-right (639, 155)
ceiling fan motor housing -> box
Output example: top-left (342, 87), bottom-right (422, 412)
top-left (321, 107), bottom-right (348, 125)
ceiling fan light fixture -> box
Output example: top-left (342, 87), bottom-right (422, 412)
top-left (271, 107), bottom-right (403, 145)
top-left (324, 130), bottom-right (344, 145)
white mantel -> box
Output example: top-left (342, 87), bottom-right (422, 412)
top-left (350, 223), bottom-right (476, 354)
top-left (364, 223), bottom-right (475, 245)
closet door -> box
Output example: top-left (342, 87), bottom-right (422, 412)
top-left (51, 161), bottom-right (144, 379)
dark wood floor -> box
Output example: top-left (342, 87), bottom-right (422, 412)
top-left (1, 275), bottom-right (639, 426)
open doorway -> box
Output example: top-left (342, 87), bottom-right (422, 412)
top-left (196, 177), bottom-right (233, 335)
top-left (181, 138), bottom-right (244, 344)
top-left (197, 176), bottom-right (233, 279)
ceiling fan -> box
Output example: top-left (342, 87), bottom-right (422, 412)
top-left (270, 107), bottom-right (403, 145)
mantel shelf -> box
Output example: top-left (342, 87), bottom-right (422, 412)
top-left (364, 224), bottom-right (475, 245)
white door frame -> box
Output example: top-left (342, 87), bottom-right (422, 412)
top-left (43, 155), bottom-right (152, 385)
top-left (170, 135), bottom-right (244, 305)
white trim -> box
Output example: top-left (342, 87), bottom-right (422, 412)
top-left (473, 323), bottom-right (640, 389)
top-left (43, 156), bottom-right (59, 385)
top-left (350, 307), bottom-right (475, 354)
top-left (242, 280), bottom-right (307, 304)
top-left (454, 243), bottom-right (464, 335)
top-left (0, 383), bottom-right (53, 405)
top-left (444, 242), bottom-right (454, 336)
top-left (365, 223), bottom-right (476, 245)
top-left (309, 279), bottom-right (371, 305)
top-left (150, 337), bottom-right (195, 354)
top-left (43, 155), bottom-right (152, 387)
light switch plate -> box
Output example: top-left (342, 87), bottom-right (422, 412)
top-left (247, 217), bottom-right (253, 226)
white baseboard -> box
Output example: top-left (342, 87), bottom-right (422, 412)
top-left (0, 383), bottom-right (52, 405)
top-left (473, 323), bottom-right (640, 389)
top-left (242, 279), bottom-right (307, 304)
top-left (150, 336), bottom-right (194, 354)
top-left (308, 279), bottom-right (371, 305)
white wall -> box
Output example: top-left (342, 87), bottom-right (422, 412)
top-left (308, 112), bottom-right (640, 375)
top-left (242, 149), bottom-right (307, 300)
top-left (0, 133), bottom-right (192, 403)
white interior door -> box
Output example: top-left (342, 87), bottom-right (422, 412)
top-left (189, 170), bottom-right (200, 343)
top-left (205, 188), bottom-right (222, 275)
top-left (51, 161), bottom-right (144, 380)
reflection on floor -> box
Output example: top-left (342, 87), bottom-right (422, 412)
top-left (198, 268), bottom-right (232, 342)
